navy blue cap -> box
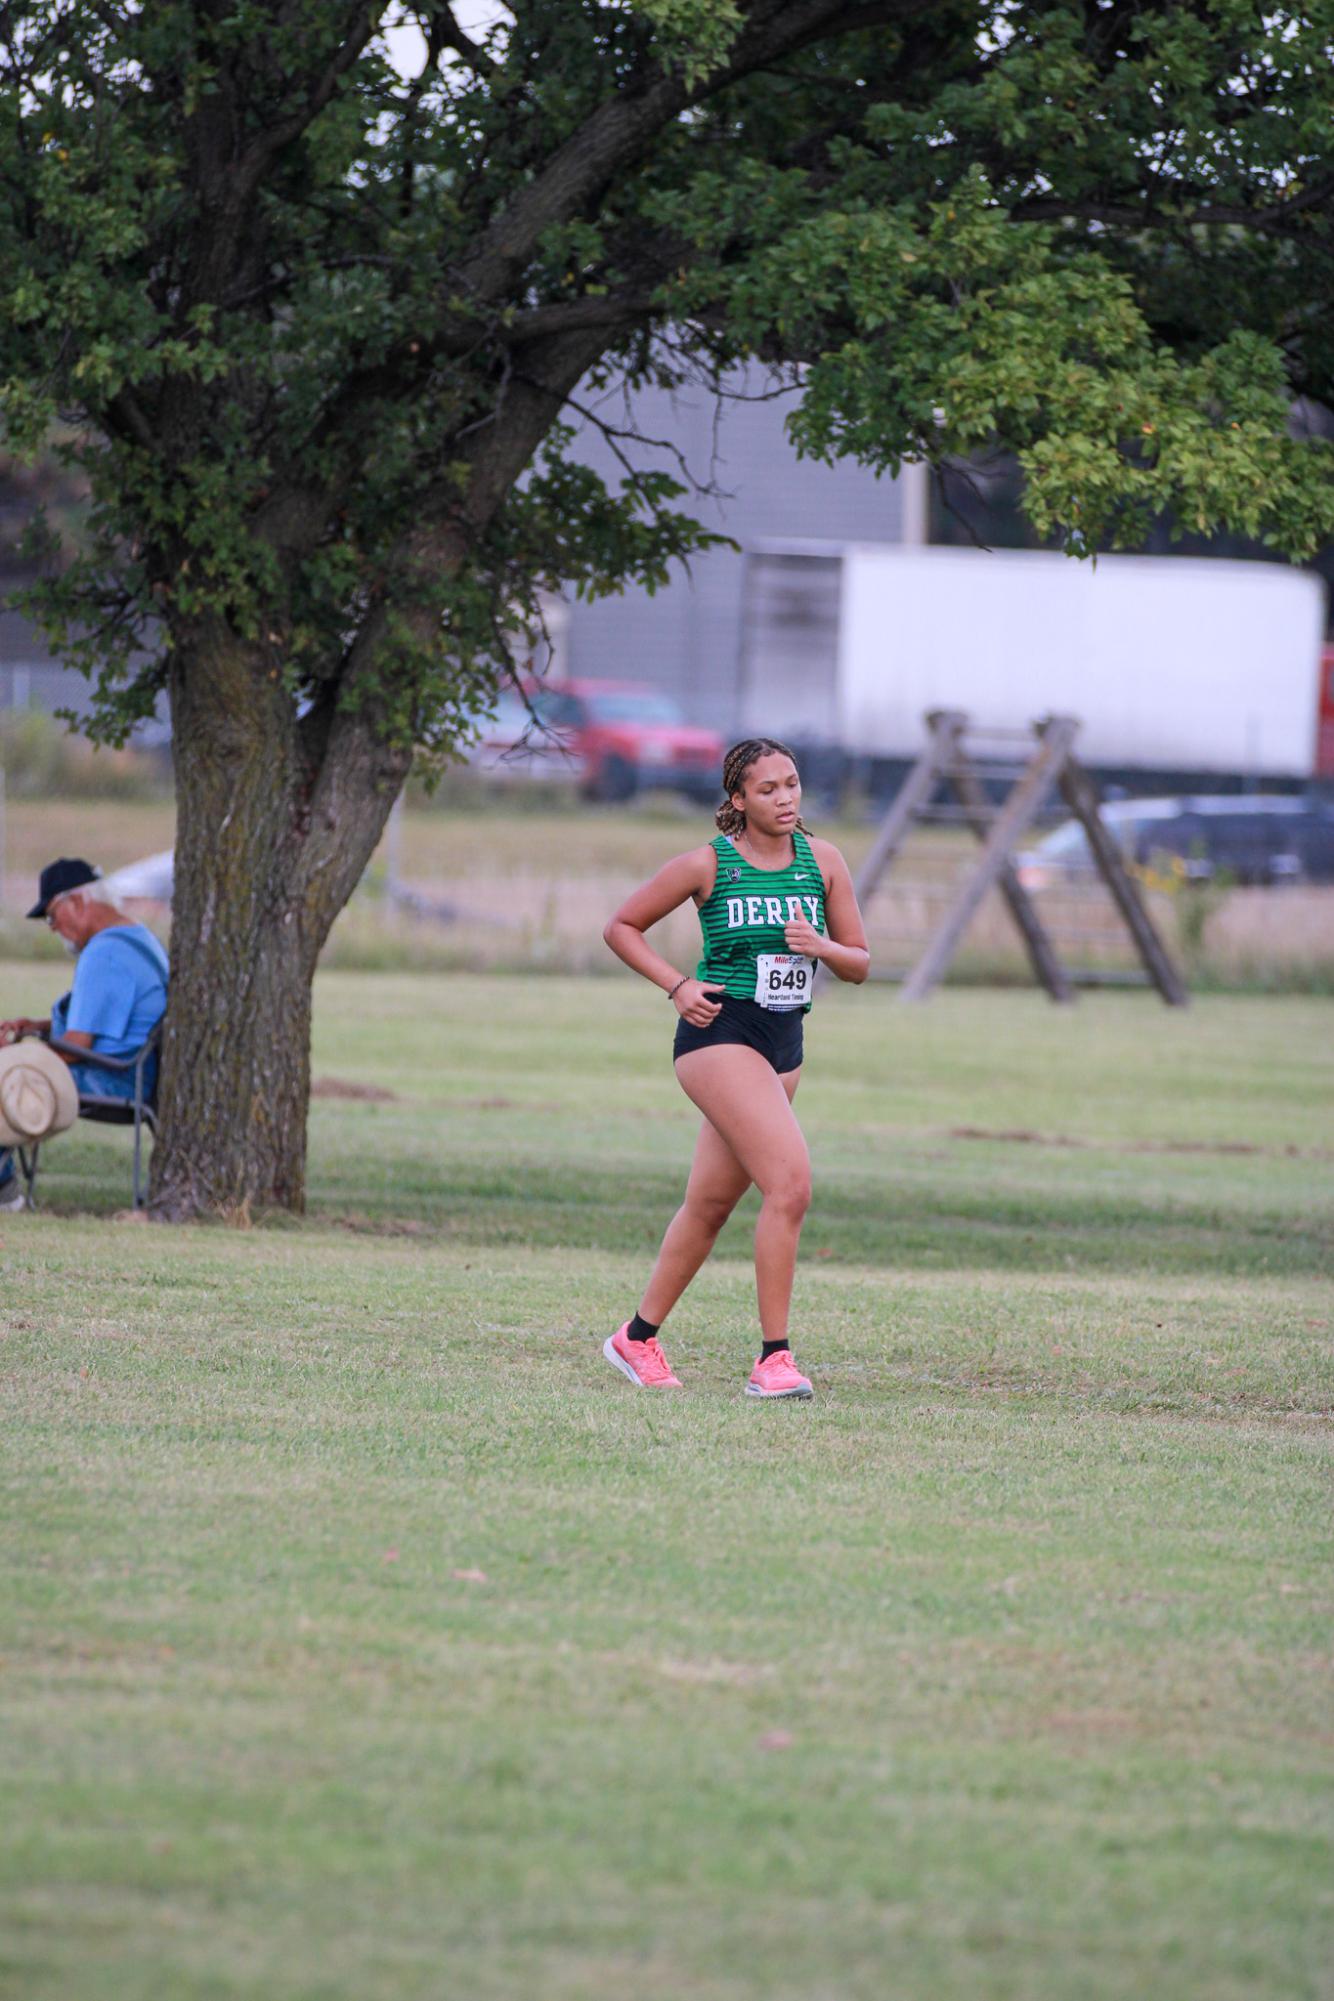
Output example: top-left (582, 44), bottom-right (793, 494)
top-left (26, 857), bottom-right (102, 919)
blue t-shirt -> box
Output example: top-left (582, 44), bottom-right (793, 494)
top-left (52, 925), bottom-right (169, 1101)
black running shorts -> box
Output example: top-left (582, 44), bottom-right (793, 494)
top-left (672, 992), bottom-right (804, 1074)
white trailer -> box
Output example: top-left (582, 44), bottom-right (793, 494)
top-left (738, 545), bottom-right (1327, 779)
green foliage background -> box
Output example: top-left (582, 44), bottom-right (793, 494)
top-left (0, 1), bottom-right (1330, 751)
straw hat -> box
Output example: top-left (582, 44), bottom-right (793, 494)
top-left (0, 1040), bottom-right (79, 1146)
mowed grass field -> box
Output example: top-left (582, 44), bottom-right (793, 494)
top-left (1, 971), bottom-right (1331, 2001)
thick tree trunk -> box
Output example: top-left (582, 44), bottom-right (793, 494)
top-left (150, 625), bottom-right (406, 1221)
top-left (147, 325), bottom-right (605, 1224)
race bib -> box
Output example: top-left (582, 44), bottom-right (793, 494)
top-left (754, 953), bottom-right (814, 1012)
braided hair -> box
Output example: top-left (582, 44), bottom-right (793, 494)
top-left (715, 737), bottom-right (809, 837)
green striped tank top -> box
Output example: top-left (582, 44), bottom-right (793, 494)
top-left (694, 830), bottom-right (826, 1010)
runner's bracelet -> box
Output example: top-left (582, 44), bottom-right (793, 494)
top-left (666, 976), bottom-right (688, 1001)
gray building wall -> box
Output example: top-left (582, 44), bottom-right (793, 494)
top-left (0, 605), bottom-right (87, 714)
top-left (564, 376), bottom-right (908, 733)
top-left (2, 374), bottom-right (909, 737)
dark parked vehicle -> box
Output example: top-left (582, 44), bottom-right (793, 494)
top-left (469, 679), bottom-right (723, 802)
top-left (1019, 795), bottom-right (1334, 890)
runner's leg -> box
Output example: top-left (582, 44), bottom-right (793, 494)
top-left (672, 1047), bottom-right (810, 1345)
top-left (638, 1066), bottom-right (800, 1326)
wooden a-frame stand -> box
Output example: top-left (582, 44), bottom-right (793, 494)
top-left (837, 710), bottom-right (1188, 1005)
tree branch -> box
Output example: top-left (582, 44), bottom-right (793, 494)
top-left (454, 0), bottom-right (945, 311)
top-left (1009, 179), bottom-right (1334, 235)
top-left (558, 387), bottom-right (722, 502)
top-left (105, 388), bottom-right (157, 451)
top-left (230, 3), bottom-right (383, 198)
top-left (501, 293), bottom-right (660, 343)
top-left (297, 321), bottom-right (613, 842)
top-left (435, 2), bottom-right (498, 79)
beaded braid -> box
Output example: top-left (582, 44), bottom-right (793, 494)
top-left (714, 737), bottom-right (810, 836)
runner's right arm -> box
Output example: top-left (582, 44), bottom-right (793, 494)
top-left (603, 847), bottom-right (724, 1026)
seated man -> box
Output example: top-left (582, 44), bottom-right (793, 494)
top-left (0, 857), bottom-right (169, 1210)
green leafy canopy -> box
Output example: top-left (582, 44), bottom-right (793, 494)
top-left (1, 0), bottom-right (1330, 750)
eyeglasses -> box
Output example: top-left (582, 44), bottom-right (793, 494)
top-left (45, 894), bottom-right (71, 928)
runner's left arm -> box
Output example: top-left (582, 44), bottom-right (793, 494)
top-left (784, 841), bottom-right (869, 983)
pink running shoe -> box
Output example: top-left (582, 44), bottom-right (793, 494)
top-left (603, 1322), bottom-right (683, 1389)
top-left (745, 1349), bottom-right (813, 1399)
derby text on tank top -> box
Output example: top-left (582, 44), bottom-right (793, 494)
top-left (694, 830), bottom-right (826, 1012)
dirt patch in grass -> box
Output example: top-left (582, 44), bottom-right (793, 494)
top-left (662, 1658), bottom-right (775, 1689)
top-left (1042, 1707), bottom-right (1142, 1739)
top-left (331, 1212), bottom-right (429, 1237)
top-left (949, 1125), bottom-right (1332, 1161)
top-left (450, 1095), bottom-right (568, 1114)
top-left (311, 1076), bottom-right (399, 1102)
top-left (951, 1126), bottom-right (1086, 1149)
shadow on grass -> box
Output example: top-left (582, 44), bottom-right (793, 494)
top-left (30, 1120), bottom-right (1331, 1281)
top-left (310, 1164), bottom-right (1326, 1279)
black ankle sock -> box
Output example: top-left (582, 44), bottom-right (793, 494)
top-left (760, 1340), bottom-right (789, 1360)
top-left (627, 1313), bottom-right (660, 1343)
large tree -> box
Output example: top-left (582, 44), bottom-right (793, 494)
top-left (2, 1), bottom-right (1331, 1218)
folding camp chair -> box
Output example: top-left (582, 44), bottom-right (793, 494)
top-left (17, 1023), bottom-right (162, 1210)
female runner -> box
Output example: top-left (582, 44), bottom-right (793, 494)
top-left (601, 737), bottom-right (869, 1398)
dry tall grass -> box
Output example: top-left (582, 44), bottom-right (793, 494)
top-left (6, 793), bottom-right (1329, 989)
top-left (325, 861), bottom-right (1334, 992)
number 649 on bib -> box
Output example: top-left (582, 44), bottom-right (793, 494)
top-left (754, 952), bottom-right (813, 1012)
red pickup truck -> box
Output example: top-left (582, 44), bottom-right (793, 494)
top-left (1318, 642), bottom-right (1334, 778)
top-left (472, 679), bottom-right (723, 802)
